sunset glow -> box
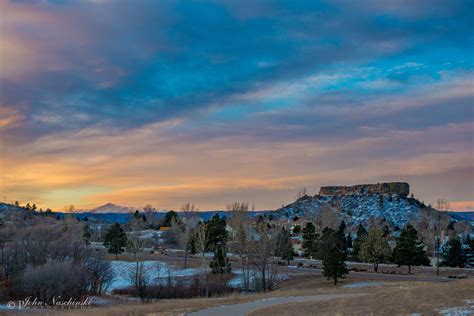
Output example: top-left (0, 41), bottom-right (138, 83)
top-left (0, 0), bottom-right (473, 211)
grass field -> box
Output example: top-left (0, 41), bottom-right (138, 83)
top-left (249, 279), bottom-right (474, 316)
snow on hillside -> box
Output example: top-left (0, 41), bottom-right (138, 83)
top-left (275, 194), bottom-right (426, 228)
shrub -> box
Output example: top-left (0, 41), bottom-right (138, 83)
top-left (17, 261), bottom-right (88, 303)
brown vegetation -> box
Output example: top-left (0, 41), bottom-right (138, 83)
top-left (250, 279), bottom-right (474, 316)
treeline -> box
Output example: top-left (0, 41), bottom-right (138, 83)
top-left (301, 220), bottom-right (474, 275)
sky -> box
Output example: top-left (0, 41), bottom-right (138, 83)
top-left (0, 0), bottom-right (473, 212)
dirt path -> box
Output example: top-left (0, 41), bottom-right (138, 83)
top-left (187, 294), bottom-right (358, 316)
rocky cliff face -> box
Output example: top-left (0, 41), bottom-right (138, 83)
top-left (319, 182), bottom-right (409, 197)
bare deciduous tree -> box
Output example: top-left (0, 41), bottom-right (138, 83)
top-left (252, 218), bottom-right (277, 292)
top-left (171, 214), bottom-right (199, 269)
top-left (314, 203), bottom-right (340, 232)
top-left (227, 202), bottom-right (251, 291)
top-left (194, 223), bottom-right (209, 297)
top-left (295, 187), bottom-right (308, 200)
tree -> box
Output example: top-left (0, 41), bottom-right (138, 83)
top-left (162, 210), bottom-right (179, 227)
top-left (336, 221), bottom-right (347, 251)
top-left (275, 227), bottom-right (293, 264)
top-left (302, 222), bottom-right (318, 258)
top-left (322, 246), bottom-right (348, 285)
top-left (314, 204), bottom-right (339, 231)
top-left (126, 233), bottom-right (144, 261)
top-left (83, 224), bottom-right (92, 245)
top-left (315, 227), bottom-right (339, 259)
top-left (253, 218), bottom-right (276, 292)
top-left (210, 244), bottom-right (231, 277)
top-left (466, 235), bottom-right (474, 267)
top-left (104, 223), bottom-right (127, 259)
top-left (441, 237), bottom-right (466, 268)
top-left (171, 215), bottom-right (199, 269)
top-left (352, 223), bottom-right (367, 260)
top-left (206, 214), bottom-right (228, 251)
top-left (392, 225), bottom-right (430, 273)
top-left (295, 187), bottom-right (308, 200)
top-left (227, 202), bottom-right (252, 291)
top-left (293, 224), bottom-right (301, 234)
top-left (194, 223), bottom-right (209, 297)
top-left (359, 228), bottom-right (391, 272)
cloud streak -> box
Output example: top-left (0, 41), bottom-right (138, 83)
top-left (0, 0), bottom-right (473, 210)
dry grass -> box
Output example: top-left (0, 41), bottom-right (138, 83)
top-left (7, 274), bottom-right (399, 316)
top-left (249, 279), bottom-right (474, 316)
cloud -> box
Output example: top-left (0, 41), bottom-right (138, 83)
top-left (0, 0), bottom-right (472, 210)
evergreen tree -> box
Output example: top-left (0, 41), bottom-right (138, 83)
top-left (441, 237), bottom-right (466, 268)
top-left (275, 227), bottom-right (294, 264)
top-left (162, 210), bottom-right (179, 227)
top-left (206, 214), bottom-right (228, 251)
top-left (352, 224), bottom-right (367, 260)
top-left (104, 223), bottom-right (127, 259)
top-left (322, 246), bottom-right (348, 285)
top-left (466, 235), bottom-right (474, 267)
top-left (336, 221), bottom-right (347, 251)
top-left (359, 227), bottom-right (391, 272)
top-left (210, 244), bottom-right (231, 277)
top-left (392, 225), bottom-right (429, 273)
top-left (315, 227), bottom-right (338, 259)
top-left (293, 224), bottom-right (301, 234)
top-left (302, 222), bottom-right (318, 258)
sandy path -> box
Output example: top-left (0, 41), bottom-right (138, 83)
top-left (187, 294), bottom-right (358, 316)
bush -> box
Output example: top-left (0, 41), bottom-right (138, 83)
top-left (112, 274), bottom-right (235, 299)
top-left (17, 261), bottom-right (88, 303)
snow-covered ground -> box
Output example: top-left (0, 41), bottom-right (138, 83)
top-left (342, 282), bottom-right (385, 288)
top-left (438, 300), bottom-right (474, 316)
top-left (108, 260), bottom-right (202, 292)
top-left (228, 270), bottom-right (289, 288)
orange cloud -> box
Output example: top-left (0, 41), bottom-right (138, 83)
top-left (449, 201), bottom-right (474, 212)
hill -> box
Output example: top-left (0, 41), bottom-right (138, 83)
top-left (273, 182), bottom-right (449, 229)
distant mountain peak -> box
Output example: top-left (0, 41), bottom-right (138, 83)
top-left (89, 203), bottom-right (137, 213)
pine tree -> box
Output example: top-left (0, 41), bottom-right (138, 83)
top-left (162, 210), bottom-right (179, 227)
top-left (441, 237), bottom-right (466, 268)
top-left (210, 244), bottom-right (231, 277)
top-left (322, 246), bottom-right (348, 285)
top-left (275, 227), bottom-right (294, 264)
top-left (316, 227), bottom-right (339, 259)
top-left (392, 225), bottom-right (429, 273)
top-left (293, 224), bottom-right (301, 234)
top-left (359, 227), bottom-right (391, 272)
top-left (104, 223), bottom-right (127, 259)
top-left (352, 224), bottom-right (367, 260)
top-left (302, 222), bottom-right (318, 258)
top-left (466, 235), bottom-right (474, 267)
top-left (206, 214), bottom-right (228, 251)
top-left (336, 221), bottom-right (347, 251)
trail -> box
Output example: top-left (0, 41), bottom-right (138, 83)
top-left (187, 294), bottom-right (358, 316)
